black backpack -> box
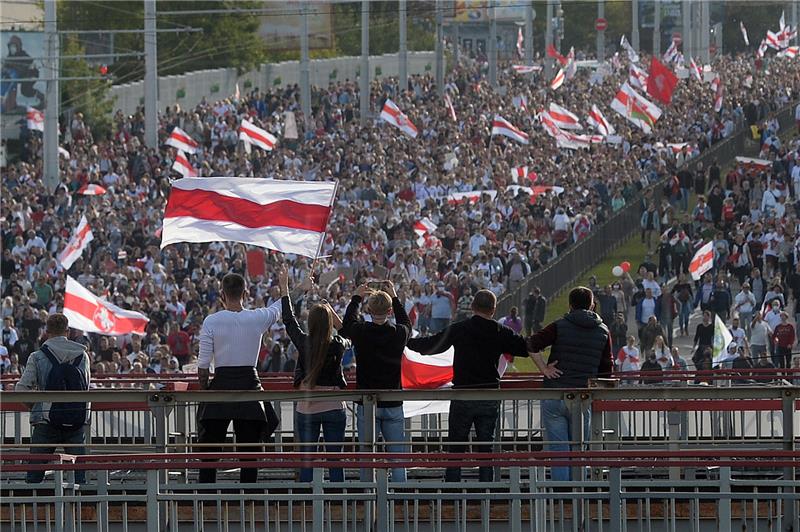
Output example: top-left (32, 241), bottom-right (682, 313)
top-left (40, 345), bottom-right (88, 430)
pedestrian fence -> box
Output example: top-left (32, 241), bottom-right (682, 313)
top-left (1, 382), bottom-right (798, 530)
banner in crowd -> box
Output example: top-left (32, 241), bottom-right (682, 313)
top-left (172, 151), bottom-right (197, 178)
top-left (689, 241), bottom-right (714, 280)
top-left (64, 276), bottom-right (149, 336)
top-left (160, 177), bottom-right (337, 258)
top-left (58, 215), bottom-right (93, 270)
top-left (491, 115), bottom-right (529, 144)
top-left (380, 99), bottom-right (418, 138)
top-left (239, 119), bottom-right (278, 151)
top-left (712, 314), bottom-right (734, 366)
top-left (165, 127), bottom-right (199, 154)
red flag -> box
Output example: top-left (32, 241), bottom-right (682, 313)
top-left (546, 44), bottom-right (569, 66)
top-left (646, 57), bottom-right (679, 105)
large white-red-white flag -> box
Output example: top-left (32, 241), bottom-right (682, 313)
top-left (58, 215), bottom-right (94, 270)
top-left (78, 183), bottom-right (107, 196)
top-left (586, 104), bottom-right (616, 136)
top-left (689, 240), bottom-right (714, 280)
top-left (26, 107), bottom-right (44, 132)
top-left (550, 67), bottom-right (566, 90)
top-left (516, 27), bottom-right (524, 58)
top-left (64, 276), bottom-right (149, 336)
top-left (546, 102), bottom-right (582, 130)
top-left (172, 151), bottom-right (197, 178)
top-left (380, 99), bottom-right (418, 138)
top-left (166, 127), bottom-right (199, 154)
top-left (740, 21), bottom-right (750, 46)
top-left (239, 119), bottom-right (277, 151)
top-left (511, 64), bottom-right (541, 74)
top-left (413, 217), bottom-right (438, 248)
top-left (160, 177), bottom-right (337, 258)
top-left (491, 115), bottom-right (529, 144)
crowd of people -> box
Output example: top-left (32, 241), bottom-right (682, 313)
top-left (2, 45), bottom-right (800, 385)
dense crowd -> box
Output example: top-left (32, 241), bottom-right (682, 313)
top-left (2, 46), bottom-right (800, 381)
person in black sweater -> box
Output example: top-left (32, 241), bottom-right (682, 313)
top-left (693, 310), bottom-right (715, 373)
top-left (279, 268), bottom-right (350, 482)
top-left (340, 280), bottom-right (411, 482)
top-left (407, 289), bottom-right (529, 482)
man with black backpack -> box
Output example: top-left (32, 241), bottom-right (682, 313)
top-left (15, 313), bottom-right (91, 484)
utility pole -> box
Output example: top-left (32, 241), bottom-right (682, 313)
top-left (435, 0), bottom-right (444, 96)
top-left (794, 0), bottom-right (799, 46)
top-left (554, 1), bottom-right (562, 54)
top-left (300, 1), bottom-right (311, 130)
top-left (682, 0), bottom-right (692, 61)
top-left (360, 0), bottom-right (369, 126)
top-left (700, 0), bottom-right (710, 63)
top-left (399, 0), bottom-right (407, 91)
top-left (597, 0), bottom-right (605, 62)
top-left (525, 1), bottom-right (534, 64)
top-left (545, 0), bottom-right (554, 79)
top-left (144, 0), bottom-right (158, 149)
top-left (43, 0), bottom-right (59, 192)
top-left (653, 0), bottom-right (661, 57)
top-left (453, 22), bottom-right (460, 67)
top-left (631, 0), bottom-right (640, 51)
top-left (488, 0), bottom-right (497, 87)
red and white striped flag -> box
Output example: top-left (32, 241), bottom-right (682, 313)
top-left (58, 215), bottom-right (93, 270)
top-left (413, 217), bottom-right (438, 247)
top-left (510, 166), bottom-right (529, 183)
top-left (546, 103), bottom-right (582, 130)
top-left (166, 127), bottom-right (199, 154)
top-left (689, 241), bottom-right (714, 280)
top-left (447, 190), bottom-right (498, 205)
top-left (78, 183), bottom-right (107, 196)
top-left (586, 104), bottom-right (615, 136)
top-left (64, 276), bottom-right (149, 336)
top-left (239, 119), bottom-right (277, 151)
top-left (712, 75), bottom-right (724, 112)
top-left (629, 63), bottom-right (649, 90)
top-left (26, 107), bottom-right (44, 132)
top-left (444, 93), bottom-right (457, 121)
top-left (380, 99), bottom-right (418, 138)
top-left (511, 64), bottom-right (541, 74)
top-left (777, 45), bottom-right (798, 58)
top-left (161, 177), bottom-right (338, 258)
top-left (740, 21), bottom-right (750, 46)
top-left (663, 41), bottom-right (679, 63)
top-left (689, 57), bottom-right (703, 81)
top-left (491, 115), bottom-right (529, 144)
top-left (757, 39), bottom-right (768, 58)
top-left (172, 151), bottom-right (197, 178)
top-left (516, 27), bottom-right (524, 58)
top-left (765, 30), bottom-right (784, 50)
top-left (550, 67), bottom-right (566, 90)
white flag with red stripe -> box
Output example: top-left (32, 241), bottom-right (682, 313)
top-left (380, 99), bottom-right (418, 138)
top-left (413, 217), bottom-right (438, 247)
top-left (491, 115), bottom-right (528, 144)
top-left (58, 215), bottom-right (94, 270)
top-left (586, 104), bottom-right (615, 136)
top-left (689, 57), bottom-right (703, 81)
top-left (172, 151), bottom-right (197, 178)
top-left (510, 166), bottom-right (529, 183)
top-left (546, 103), bottom-right (582, 130)
top-left (166, 127), bottom-right (199, 154)
top-left (777, 45), bottom-right (799, 58)
top-left (516, 27), bottom-right (524, 58)
top-left (757, 39), bottom-right (769, 58)
top-left (78, 183), bottom-right (107, 196)
top-left (511, 64), bottom-right (541, 74)
top-left (239, 119), bottom-right (277, 151)
top-left (740, 21), bottom-right (750, 46)
top-left (26, 107), bottom-right (44, 131)
top-left (629, 63), bottom-right (649, 90)
top-left (64, 276), bottom-right (149, 336)
top-left (444, 93), bottom-right (457, 121)
top-left (160, 177), bottom-right (337, 258)
top-left (689, 240), bottom-right (714, 280)
top-left (550, 67), bottom-right (566, 90)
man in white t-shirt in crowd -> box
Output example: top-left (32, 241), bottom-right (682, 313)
top-left (728, 317), bottom-right (746, 348)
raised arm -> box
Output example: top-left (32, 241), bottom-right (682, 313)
top-left (340, 284), bottom-right (369, 339)
top-left (385, 281), bottom-right (412, 340)
top-left (407, 326), bottom-right (454, 356)
top-left (279, 265), bottom-right (308, 351)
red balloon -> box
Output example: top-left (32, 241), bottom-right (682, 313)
top-left (620, 261), bottom-right (631, 273)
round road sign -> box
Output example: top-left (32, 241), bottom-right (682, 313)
top-left (595, 18), bottom-right (608, 31)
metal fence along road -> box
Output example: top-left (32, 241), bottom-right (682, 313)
top-left (1, 384), bottom-right (798, 531)
top-left (494, 100), bottom-right (799, 319)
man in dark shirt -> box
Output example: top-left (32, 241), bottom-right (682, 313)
top-left (341, 281), bottom-right (411, 482)
top-left (524, 286), bottom-right (547, 334)
top-left (407, 290), bottom-right (529, 482)
top-left (527, 287), bottom-right (613, 481)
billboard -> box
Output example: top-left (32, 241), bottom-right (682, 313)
top-left (258, 2), bottom-right (333, 51)
top-left (451, 1), bottom-right (527, 23)
top-left (1, 31), bottom-right (45, 114)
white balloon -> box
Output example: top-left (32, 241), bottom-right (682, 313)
top-left (612, 266), bottom-right (624, 277)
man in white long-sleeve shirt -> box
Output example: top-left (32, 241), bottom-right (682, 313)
top-left (196, 272), bottom-right (281, 485)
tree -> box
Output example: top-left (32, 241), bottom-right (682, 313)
top-left (60, 36), bottom-right (115, 138)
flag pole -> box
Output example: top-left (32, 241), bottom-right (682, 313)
top-left (311, 180), bottom-right (339, 278)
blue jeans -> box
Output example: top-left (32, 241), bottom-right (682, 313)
top-left (445, 400), bottom-right (499, 482)
top-left (680, 188), bottom-right (689, 211)
top-left (541, 399), bottom-right (590, 482)
top-left (27, 423), bottom-right (87, 484)
top-left (356, 405), bottom-right (406, 482)
top-left (296, 409), bottom-right (347, 482)
top-left (679, 301), bottom-right (692, 332)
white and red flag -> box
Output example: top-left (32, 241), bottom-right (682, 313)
top-left (444, 93), bottom-right (457, 121)
top-left (565, 47), bottom-right (577, 80)
top-left (689, 57), bottom-right (703, 81)
top-left (586, 104), bottom-right (615, 136)
top-left (26, 107), bottom-right (44, 131)
top-left (160, 177), bottom-right (337, 258)
top-left (757, 39), bottom-right (769, 58)
top-left (689, 241), bottom-right (714, 280)
top-left (239, 119), bottom-right (278, 151)
top-left (546, 103), bottom-right (582, 130)
top-left (166, 127), bottom-right (199, 154)
top-left (491, 115), bottom-right (528, 144)
top-left (58, 215), bottom-right (93, 270)
top-left (765, 30), bottom-right (784, 50)
top-left (380, 99), bottom-right (418, 138)
top-left (629, 63), bottom-right (648, 90)
top-left (172, 151), bottom-right (197, 178)
top-left (413, 217), bottom-right (438, 247)
top-left (447, 190), bottom-right (497, 205)
top-left (740, 21), bottom-right (750, 46)
top-left (546, 44), bottom-right (569, 66)
top-left (713, 76), bottom-right (724, 112)
top-left (78, 183), bottom-right (107, 196)
top-left (663, 41), bottom-right (679, 63)
top-left (610, 82), bottom-right (662, 134)
top-left (777, 46), bottom-right (799, 58)
top-left (516, 27), bottom-right (524, 58)
top-left (620, 35), bottom-right (640, 63)
top-left (511, 64), bottom-right (541, 74)
top-left (510, 166), bottom-right (530, 183)
top-left (550, 68), bottom-right (566, 90)
top-left (64, 276), bottom-right (149, 336)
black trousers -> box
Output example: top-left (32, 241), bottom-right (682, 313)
top-left (197, 418), bottom-right (265, 484)
top-left (445, 400), bottom-right (500, 482)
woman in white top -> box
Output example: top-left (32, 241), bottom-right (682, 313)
top-left (616, 336), bottom-right (641, 385)
top-left (652, 335), bottom-right (673, 370)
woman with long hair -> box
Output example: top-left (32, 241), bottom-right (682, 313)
top-left (279, 267), bottom-right (350, 483)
